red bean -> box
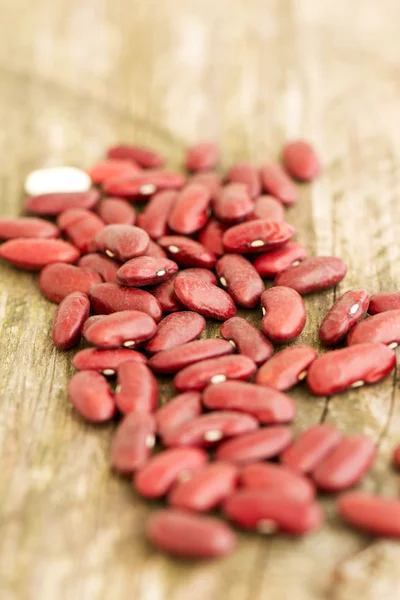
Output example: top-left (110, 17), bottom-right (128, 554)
top-left (57, 208), bottom-right (105, 254)
top-left (155, 392), bottom-right (203, 437)
top-left (216, 254), bottom-right (264, 308)
top-left (260, 162), bottom-right (298, 205)
top-left (274, 256), bottom-right (347, 294)
top-left (253, 242), bottom-right (308, 278)
top-left (307, 343), bottom-right (396, 396)
top-left (256, 345), bottom-right (318, 391)
top-left (82, 315), bottom-right (106, 337)
top-left (281, 424), bottom-right (342, 474)
top-left (368, 291), bottom-right (400, 315)
top-left (282, 140), bottom-right (321, 182)
top-left (169, 462), bottom-right (239, 512)
top-left (189, 172), bottom-right (222, 201)
top-left (116, 256), bottom-right (178, 286)
top-left (87, 159), bottom-right (140, 184)
top-left (111, 412), bottom-right (156, 473)
top-left (149, 275), bottom-right (182, 313)
top-left (146, 312), bottom-right (206, 354)
top-left (97, 197), bottom-right (136, 225)
top-left (89, 282), bottom-right (162, 322)
top-left (158, 235), bottom-right (216, 268)
top-left (250, 195), bottom-right (285, 222)
top-left (226, 163), bottom-right (261, 199)
top-left (68, 371), bottom-right (115, 422)
top-left (176, 267), bottom-right (217, 286)
top-left (93, 224), bottom-right (149, 262)
top-left (220, 317), bottom-right (273, 365)
top-left (39, 263), bottom-right (102, 303)
top-left (144, 239), bottom-right (167, 259)
top-left (185, 142), bottom-right (220, 172)
top-left (115, 361), bottom-right (158, 414)
top-left (146, 509), bottom-right (236, 558)
top-left (261, 286), bottom-right (306, 342)
top-left (25, 190), bottom-right (100, 216)
top-left (223, 220), bottom-right (295, 254)
top-left (319, 289), bottom-right (370, 346)
top-left (83, 310), bottom-right (157, 349)
top-left (148, 339), bottom-right (235, 374)
top-left (78, 253), bottom-right (119, 283)
top-left (347, 309), bottom-right (400, 348)
top-left (103, 171), bottom-right (185, 199)
top-left (203, 381), bottom-right (295, 424)
top-left (198, 219), bottom-right (228, 256)
top-left (52, 291), bottom-right (90, 350)
top-left (73, 347), bottom-right (146, 375)
top-left (213, 183), bottom-right (254, 224)
top-left (0, 238), bottom-right (79, 270)
top-left (312, 435), bottom-right (376, 492)
top-left (215, 426), bottom-right (293, 464)
top-left (338, 492), bottom-right (400, 538)
top-left (240, 463), bottom-right (315, 502)
top-left (134, 448), bottom-right (208, 498)
top-left (107, 144), bottom-right (165, 169)
top-left (174, 355), bottom-right (256, 391)
top-left (137, 190), bottom-right (177, 239)
top-left (393, 444), bottom-right (400, 468)
top-left (174, 275), bottom-right (236, 321)
top-left (168, 184), bottom-right (211, 234)
top-left (0, 217), bottom-right (59, 240)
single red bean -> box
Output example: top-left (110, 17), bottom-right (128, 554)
top-left (261, 286), bottom-right (306, 342)
top-left (319, 289), bottom-right (370, 346)
top-left (146, 509), bottom-right (236, 558)
top-left (78, 253), bottom-right (119, 283)
top-left (111, 412), bottom-right (156, 473)
top-left (368, 291), bottom-right (400, 315)
top-left (226, 163), bottom-right (261, 199)
top-left (148, 339), bottom-right (235, 374)
top-left (347, 309), bottom-right (400, 348)
top-left (168, 184), bottom-right (211, 234)
top-left (169, 462), bottom-right (239, 512)
top-left (240, 463), bottom-right (315, 502)
top-left (82, 315), bottom-right (106, 337)
top-left (57, 208), bottom-right (105, 254)
top-left (84, 310), bottom-right (157, 349)
top-left (103, 171), bottom-right (185, 199)
top-left (93, 224), bottom-right (149, 262)
top-left (198, 219), bottom-right (228, 257)
top-left (338, 492), bottom-right (400, 539)
top-left (174, 276), bottom-right (236, 321)
top-left (39, 263), bottom-right (102, 303)
top-left (107, 144), bottom-right (165, 168)
top-left (155, 392), bottom-right (203, 437)
top-left (186, 142), bottom-right (220, 172)
top-left (52, 291), bottom-right (90, 350)
top-left (0, 217), bottom-right (59, 240)
top-left (115, 361), bottom-right (158, 414)
top-left (144, 239), bottom-right (168, 259)
top-left (0, 238), bottom-right (79, 270)
top-left (149, 274), bottom-right (182, 313)
top-left (307, 343), bottom-right (396, 396)
top-left (260, 162), bottom-right (298, 205)
top-left (190, 171), bottom-right (222, 201)
top-left (137, 190), bottom-right (177, 239)
top-left (176, 267), bottom-right (217, 286)
top-left (223, 219), bottom-right (295, 254)
top-left (73, 347), bottom-right (146, 375)
top-left (253, 242), bottom-right (308, 278)
top-left (146, 312), bottom-right (206, 354)
top-left (117, 256), bottom-right (178, 287)
top-left (312, 435), bottom-right (376, 492)
top-left (25, 190), bottom-right (100, 216)
top-left (87, 159), bottom-right (140, 184)
top-left (203, 381), bottom-right (295, 424)
top-left (68, 371), bottom-right (115, 422)
top-left (215, 426), bottom-right (292, 464)
top-left (213, 183), bottom-right (254, 224)
top-left (282, 140), bottom-right (321, 182)
top-left (89, 282), bottom-right (162, 322)
top-left (249, 195), bottom-right (285, 222)
top-left (134, 448), bottom-right (208, 498)
top-left (220, 317), bottom-right (273, 365)
top-left (97, 197), bottom-right (136, 225)
top-left (158, 235), bottom-right (216, 268)
top-left (281, 424), bottom-right (342, 474)
top-left (393, 444), bottom-right (400, 469)
top-left (275, 256), bottom-right (347, 294)
top-left (256, 345), bottom-right (318, 391)
top-left (174, 355), bottom-right (256, 392)
top-left (223, 491), bottom-right (323, 534)
top-left (216, 254), bottom-right (264, 308)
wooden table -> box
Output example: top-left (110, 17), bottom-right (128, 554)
top-left (1, 1), bottom-right (400, 598)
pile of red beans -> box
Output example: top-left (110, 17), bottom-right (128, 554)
top-left (1, 141), bottom-right (400, 559)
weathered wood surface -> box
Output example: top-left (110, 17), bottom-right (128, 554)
top-left (1, 1), bottom-right (400, 598)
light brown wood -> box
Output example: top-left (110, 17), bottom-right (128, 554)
top-left (1, 1), bottom-right (400, 598)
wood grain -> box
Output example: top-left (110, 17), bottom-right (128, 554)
top-left (1, 1), bottom-right (400, 598)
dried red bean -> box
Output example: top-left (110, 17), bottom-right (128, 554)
top-left (186, 142), bottom-right (220, 172)
top-left (117, 256), bottom-right (178, 287)
top-left (82, 315), bottom-right (106, 337)
top-left (169, 462), bottom-right (239, 512)
top-left (52, 291), bottom-right (90, 350)
top-left (103, 171), bottom-right (185, 199)
top-left (220, 317), bottom-right (272, 365)
top-left (307, 343), bottom-right (396, 396)
top-left (253, 242), bottom-right (308, 278)
top-left (148, 339), bottom-right (235, 374)
top-left (198, 219), bottom-right (228, 257)
top-left (39, 263), bottom-right (102, 303)
top-left (216, 254), bottom-right (264, 308)
top-left (190, 172), bottom-right (222, 201)
top-left (149, 275), bottom-right (182, 313)
top-left (158, 235), bottom-right (216, 268)
top-left (168, 184), bottom-right (211, 234)
top-left (282, 140), bottom-right (321, 182)
top-left (144, 240), bottom-right (167, 259)
top-left (73, 347), bottom-right (146, 375)
top-left (312, 435), bottom-right (376, 492)
top-left (256, 345), bottom-right (318, 391)
top-left (347, 309), bottom-right (400, 348)
top-left (261, 286), bottom-right (306, 342)
top-left (78, 253), bottom-right (119, 284)
top-left (111, 412), bottom-right (156, 473)
top-left (115, 361), bottom-right (158, 414)
top-left (97, 197), bottom-right (136, 225)
top-left (146, 509), bottom-right (236, 558)
top-left (174, 276), bottom-right (236, 321)
top-left (155, 392), bottom-right (203, 437)
top-left (134, 448), bottom-right (208, 498)
top-left (176, 267), bottom-right (217, 286)
top-left (281, 424), bottom-right (342, 474)
top-left (215, 426), bottom-right (293, 464)
top-left (84, 310), bottom-right (157, 349)
top-left (0, 217), bottom-right (59, 240)
top-left (89, 283), bottom-right (162, 322)
top-left (137, 190), bottom-right (177, 239)
top-left (68, 370), bottom-right (115, 422)
top-left (240, 463), bottom-right (315, 502)
top-left (25, 189), bottom-right (100, 216)
top-left (260, 162), bottom-right (298, 205)
top-left (393, 444), bottom-right (400, 469)
top-left (203, 381), bottom-right (295, 424)
top-left (213, 183), bottom-right (254, 224)
top-left (226, 163), bottom-right (261, 199)
top-left (174, 355), bottom-right (256, 392)
top-left (57, 208), bottom-right (105, 254)
top-left (0, 238), bottom-right (79, 270)
top-left (250, 195), bottom-right (285, 222)
top-left (107, 144), bottom-right (165, 169)
top-left (87, 159), bottom-right (140, 184)
top-left (368, 291), bottom-right (400, 315)
top-left (223, 219), bottom-right (295, 254)
top-left (146, 312), bottom-right (206, 354)
top-left (338, 492), bottom-right (400, 538)
top-left (93, 224), bottom-right (149, 261)
top-left (319, 290), bottom-right (370, 346)
top-left (275, 257), bottom-right (347, 294)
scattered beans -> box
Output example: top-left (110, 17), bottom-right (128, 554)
top-left (281, 424), bottom-right (342, 474)
top-left (226, 163), bottom-right (261, 198)
top-left (223, 219), bottom-right (295, 254)
top-left (78, 253), bottom-right (119, 283)
top-left (240, 463), bottom-right (315, 502)
top-left (216, 254), bottom-right (264, 308)
top-left (174, 275), bottom-right (236, 320)
top-left (89, 282), bottom-right (162, 322)
top-left (0, 238), bottom-right (79, 270)
top-left (260, 162), bottom-right (298, 205)
top-left (52, 291), bottom-right (90, 350)
top-left (25, 189), bottom-right (100, 216)
top-left (261, 286), bottom-right (306, 342)
top-left (148, 339), bottom-right (235, 374)
top-left (94, 224), bottom-right (149, 262)
top-left (319, 289), bottom-right (370, 345)
top-left (250, 195), bottom-right (285, 222)
top-left (215, 426), bottom-right (293, 464)
top-left (347, 309), bottom-right (400, 348)
top-left (275, 257), bottom-right (347, 294)
top-left (107, 144), bottom-right (165, 168)
top-left (103, 171), bottom-right (185, 199)
top-left (158, 235), bottom-right (216, 268)
top-left (39, 263), bottom-right (102, 303)
top-left (174, 355), bottom-right (257, 391)
top-left (68, 371), bottom-right (115, 422)
top-left (213, 183), bottom-right (254, 224)
top-left (73, 347), bottom-right (146, 375)
top-left (87, 160), bottom-right (139, 184)
top-left (253, 242), bottom-right (308, 278)
top-left (97, 197), bottom-right (136, 225)
top-left (338, 492), bottom-right (400, 539)
top-left (146, 312), bottom-right (205, 354)
top-left (256, 345), bottom-right (318, 391)
top-left (368, 291), bottom-right (400, 315)
top-left (0, 217), bottom-right (59, 240)
top-left (168, 184), bottom-right (211, 234)
top-left (185, 142), bottom-right (220, 172)
top-left (117, 256), bottom-right (178, 286)
top-left (198, 219), bottom-right (228, 256)
top-left (137, 190), bottom-right (177, 239)
top-left (115, 361), bottom-right (158, 414)
top-left (282, 140), bottom-right (321, 182)
top-left (111, 413), bottom-right (156, 473)
top-left (155, 392), bottom-right (203, 437)
top-left (25, 167), bottom-right (91, 196)
top-left (220, 317), bottom-right (273, 365)
top-left (83, 310), bottom-right (156, 349)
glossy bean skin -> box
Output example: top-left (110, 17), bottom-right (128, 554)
top-left (203, 381), bottom-right (295, 424)
top-left (176, 267), bottom-right (218, 286)
top-left (103, 171), bottom-right (185, 199)
top-left (256, 346), bottom-right (318, 391)
top-left (115, 361), bottom-right (158, 414)
top-left (83, 310), bottom-right (157, 349)
top-left (223, 220), bottom-right (295, 254)
top-left (174, 355), bottom-right (257, 392)
top-left (168, 184), bottom-right (211, 234)
top-left (261, 286), bottom-right (306, 342)
top-left (307, 343), bottom-right (396, 396)
top-left (281, 424), bottom-right (342, 474)
top-left (260, 162), bottom-right (298, 205)
top-left (146, 312), bottom-right (206, 354)
top-left (39, 263), bottom-right (102, 303)
top-left (117, 256), bottom-right (178, 286)
top-left (216, 254), bottom-right (264, 308)
top-left (94, 224), bottom-right (149, 262)
top-left (107, 144), bottom-right (165, 169)
top-left (213, 183), bottom-right (254, 224)
top-left (185, 142), bottom-right (220, 172)
top-left (73, 347), bottom-right (146, 375)
top-left (111, 412), bottom-right (156, 473)
top-left (253, 242), bottom-right (308, 278)
top-left (81, 315), bottom-right (106, 337)
top-left (220, 317), bottom-right (273, 365)
top-left (57, 208), bottom-right (105, 253)
top-left (155, 392), bottom-right (203, 437)
top-left (148, 339), bottom-right (235, 374)
top-left (0, 238), bottom-right (80, 270)
top-left (226, 163), bottom-right (261, 199)
top-left (97, 197), bottom-right (136, 225)
top-left (68, 371), bottom-right (115, 422)
top-left (89, 283), bottom-right (162, 322)
top-left (347, 309), bottom-right (400, 347)
top-left (137, 190), bottom-right (177, 239)
top-left (275, 257), bottom-right (347, 294)
top-left (174, 275), bottom-right (236, 321)
top-left (215, 426), bottom-right (293, 464)
top-left (319, 290), bottom-right (370, 345)
top-left (25, 189), bottom-right (100, 215)
top-left (282, 140), bottom-right (321, 182)
top-left (87, 160), bottom-right (139, 184)
top-left (368, 291), bottom-right (400, 315)
top-left (52, 292), bottom-right (90, 350)
top-left (338, 492), bottom-right (400, 539)
top-left (198, 219), bottom-right (228, 256)
top-left (78, 253), bottom-right (119, 283)
top-left (0, 217), bottom-right (59, 240)
top-left (240, 463), bottom-right (315, 502)
top-left (189, 172), bottom-right (222, 202)
top-left (158, 235), bottom-right (216, 268)
top-left (250, 195), bottom-right (285, 222)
